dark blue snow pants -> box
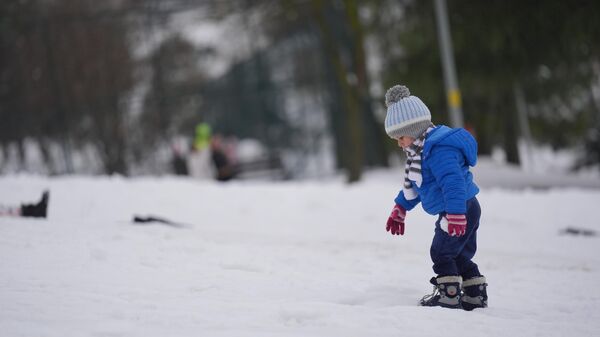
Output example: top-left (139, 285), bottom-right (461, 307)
top-left (430, 197), bottom-right (482, 279)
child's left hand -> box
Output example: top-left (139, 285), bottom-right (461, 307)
top-left (443, 214), bottom-right (467, 237)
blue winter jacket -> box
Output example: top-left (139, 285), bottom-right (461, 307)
top-left (395, 125), bottom-right (479, 215)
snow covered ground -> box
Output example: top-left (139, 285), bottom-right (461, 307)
top-left (1, 171), bottom-right (600, 337)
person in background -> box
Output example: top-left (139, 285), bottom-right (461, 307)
top-left (187, 123), bottom-right (214, 180)
top-left (171, 138), bottom-right (189, 176)
top-left (211, 134), bottom-right (236, 181)
top-left (383, 84), bottom-right (487, 310)
top-left (0, 190), bottom-right (49, 218)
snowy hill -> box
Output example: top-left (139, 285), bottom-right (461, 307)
top-left (1, 173), bottom-right (600, 337)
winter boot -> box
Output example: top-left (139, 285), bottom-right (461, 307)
top-left (461, 276), bottom-right (487, 311)
top-left (20, 190), bottom-right (49, 218)
top-left (420, 275), bottom-right (462, 309)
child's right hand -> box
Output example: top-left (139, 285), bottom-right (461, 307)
top-left (386, 204), bottom-right (406, 235)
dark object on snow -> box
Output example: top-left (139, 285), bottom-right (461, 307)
top-left (132, 215), bottom-right (189, 228)
top-left (560, 227), bottom-right (597, 237)
top-left (21, 190), bottom-right (49, 218)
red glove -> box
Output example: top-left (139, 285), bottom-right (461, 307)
top-left (446, 214), bottom-right (467, 237)
top-left (386, 204), bottom-right (406, 235)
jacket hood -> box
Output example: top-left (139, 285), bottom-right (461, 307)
top-left (423, 125), bottom-right (478, 167)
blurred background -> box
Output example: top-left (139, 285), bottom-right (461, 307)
top-left (1, 0), bottom-right (599, 182)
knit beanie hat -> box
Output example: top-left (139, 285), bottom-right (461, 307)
top-left (384, 85), bottom-right (432, 139)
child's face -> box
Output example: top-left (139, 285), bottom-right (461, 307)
top-left (395, 136), bottom-right (415, 149)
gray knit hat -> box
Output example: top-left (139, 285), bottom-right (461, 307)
top-left (384, 85), bottom-right (432, 139)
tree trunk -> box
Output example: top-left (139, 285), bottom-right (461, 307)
top-left (343, 0), bottom-right (390, 168)
top-left (37, 138), bottom-right (56, 175)
top-left (311, 0), bottom-right (364, 182)
top-left (504, 95), bottom-right (520, 165)
top-left (17, 139), bottom-right (26, 171)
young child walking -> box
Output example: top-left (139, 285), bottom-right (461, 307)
top-left (383, 84), bottom-right (487, 310)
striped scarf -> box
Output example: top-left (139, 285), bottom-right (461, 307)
top-left (403, 126), bottom-right (435, 200)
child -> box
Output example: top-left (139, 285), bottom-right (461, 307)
top-left (383, 84), bottom-right (487, 310)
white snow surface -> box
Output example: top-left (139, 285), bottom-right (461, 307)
top-left (1, 172), bottom-right (600, 337)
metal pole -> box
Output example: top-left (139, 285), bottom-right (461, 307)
top-left (433, 0), bottom-right (464, 128)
